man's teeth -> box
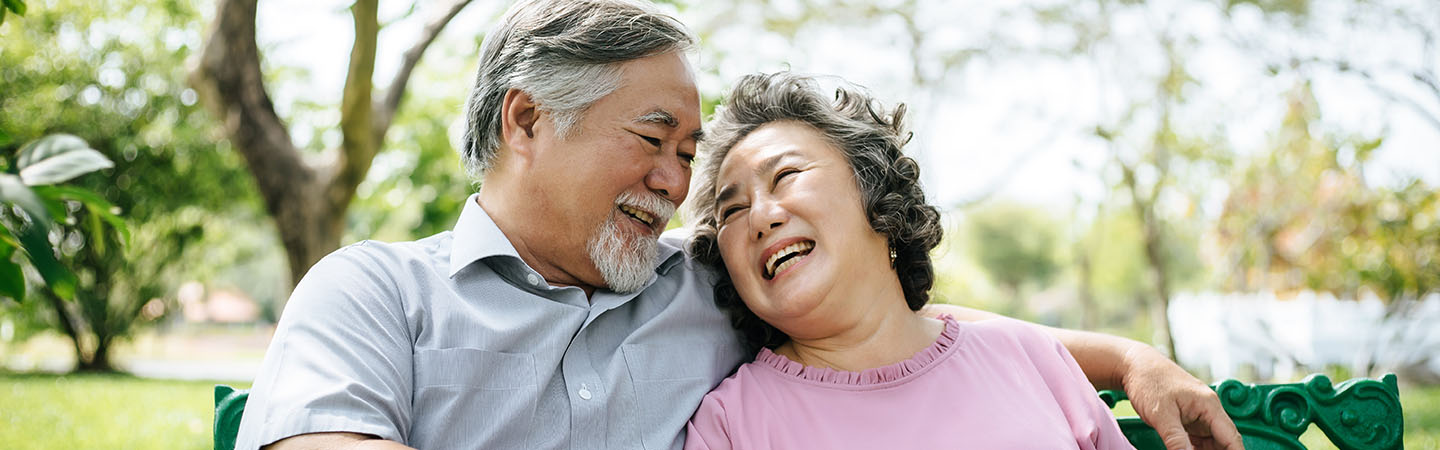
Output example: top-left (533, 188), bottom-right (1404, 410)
top-left (620, 205), bottom-right (654, 226)
top-left (765, 241), bottom-right (814, 277)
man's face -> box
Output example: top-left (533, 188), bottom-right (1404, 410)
top-left (523, 52), bottom-right (702, 292)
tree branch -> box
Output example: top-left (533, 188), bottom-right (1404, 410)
top-left (190, 0), bottom-right (315, 214)
top-left (373, 0), bottom-right (477, 140)
top-left (332, 0), bottom-right (381, 206)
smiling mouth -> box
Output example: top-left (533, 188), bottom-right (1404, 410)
top-left (619, 204), bottom-right (657, 229)
top-left (764, 240), bottom-right (814, 280)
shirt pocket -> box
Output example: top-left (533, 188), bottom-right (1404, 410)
top-left (621, 341), bottom-right (726, 450)
top-left (411, 348), bottom-right (538, 449)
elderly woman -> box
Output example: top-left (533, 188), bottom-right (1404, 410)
top-left (683, 72), bottom-right (1135, 449)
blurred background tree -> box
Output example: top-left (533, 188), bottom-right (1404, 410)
top-left (0, 0), bottom-right (264, 371)
top-left (189, 0), bottom-right (475, 293)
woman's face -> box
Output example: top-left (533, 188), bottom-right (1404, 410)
top-left (712, 121), bottom-right (893, 335)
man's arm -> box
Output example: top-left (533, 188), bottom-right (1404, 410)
top-left (921, 303), bottom-right (1244, 450)
top-left (265, 432), bottom-right (414, 450)
top-left (236, 244), bottom-right (415, 449)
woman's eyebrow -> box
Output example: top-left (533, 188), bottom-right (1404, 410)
top-left (712, 150), bottom-right (803, 213)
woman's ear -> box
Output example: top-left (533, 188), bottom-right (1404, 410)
top-left (500, 88), bottom-right (540, 161)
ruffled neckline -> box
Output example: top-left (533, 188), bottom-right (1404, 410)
top-left (754, 315), bottom-right (962, 387)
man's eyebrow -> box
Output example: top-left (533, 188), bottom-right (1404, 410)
top-left (635, 108), bottom-right (704, 142)
top-left (634, 109), bottom-right (678, 127)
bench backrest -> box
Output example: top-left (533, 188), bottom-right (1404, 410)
top-left (1101, 374), bottom-right (1403, 450)
top-left (214, 385), bottom-right (249, 450)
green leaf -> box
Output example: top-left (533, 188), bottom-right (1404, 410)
top-left (17, 135), bottom-right (114, 186)
top-left (2, 0), bottom-right (24, 16)
top-left (0, 239), bottom-right (24, 302)
top-left (1, 6), bottom-right (6, 26)
top-left (0, 175), bottom-right (73, 299)
top-left (32, 185), bottom-right (129, 245)
top-left (7, 218), bottom-right (74, 300)
top-left (0, 173), bottom-right (56, 230)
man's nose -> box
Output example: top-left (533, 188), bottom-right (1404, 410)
top-left (646, 155), bottom-right (689, 204)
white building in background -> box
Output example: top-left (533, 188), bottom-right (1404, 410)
top-left (1169, 291), bottom-right (1440, 383)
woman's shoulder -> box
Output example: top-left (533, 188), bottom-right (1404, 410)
top-left (966, 316), bottom-right (1060, 345)
top-left (958, 316), bottom-right (1071, 366)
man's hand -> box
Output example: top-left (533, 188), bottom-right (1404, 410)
top-left (1120, 346), bottom-right (1245, 450)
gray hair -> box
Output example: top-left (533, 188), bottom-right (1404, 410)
top-left (687, 72), bottom-right (942, 352)
top-left (460, 0), bottom-right (694, 177)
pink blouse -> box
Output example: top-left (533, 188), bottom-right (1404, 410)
top-left (684, 316), bottom-right (1134, 450)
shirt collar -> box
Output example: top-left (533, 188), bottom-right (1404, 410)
top-left (448, 193), bottom-right (685, 279)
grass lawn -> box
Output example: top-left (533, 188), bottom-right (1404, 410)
top-left (1, 371), bottom-right (1436, 449)
top-left (0, 372), bottom-right (250, 450)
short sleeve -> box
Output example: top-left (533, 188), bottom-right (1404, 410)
top-left (235, 243), bottom-right (415, 449)
top-left (685, 393), bottom-right (734, 450)
top-left (1007, 321), bottom-right (1135, 450)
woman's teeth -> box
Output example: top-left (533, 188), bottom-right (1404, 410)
top-left (765, 241), bottom-right (814, 278)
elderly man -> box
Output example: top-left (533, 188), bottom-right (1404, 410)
top-left (236, 0), bottom-right (1242, 449)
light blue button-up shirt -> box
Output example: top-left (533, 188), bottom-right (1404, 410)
top-left (236, 195), bottom-right (748, 450)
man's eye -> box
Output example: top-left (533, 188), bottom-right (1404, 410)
top-left (641, 135), bottom-right (662, 147)
top-left (679, 153), bottom-right (695, 167)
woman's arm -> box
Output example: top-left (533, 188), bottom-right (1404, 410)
top-left (921, 303), bottom-right (1244, 450)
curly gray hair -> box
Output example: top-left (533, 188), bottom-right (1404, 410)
top-left (687, 72), bottom-right (944, 353)
top-left (459, 0), bottom-right (693, 177)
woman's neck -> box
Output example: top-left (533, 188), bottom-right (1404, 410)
top-left (775, 302), bottom-right (945, 373)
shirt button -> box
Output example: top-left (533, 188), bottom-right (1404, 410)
top-left (578, 388), bottom-right (593, 400)
top-left (526, 274), bottom-right (541, 286)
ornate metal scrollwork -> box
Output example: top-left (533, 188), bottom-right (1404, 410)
top-left (1102, 374), bottom-right (1404, 450)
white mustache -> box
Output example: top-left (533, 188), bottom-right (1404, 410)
top-left (616, 191), bottom-right (676, 225)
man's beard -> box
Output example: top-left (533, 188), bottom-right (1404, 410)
top-left (587, 191), bottom-right (676, 293)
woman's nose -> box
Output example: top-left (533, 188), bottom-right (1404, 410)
top-left (749, 196), bottom-right (787, 240)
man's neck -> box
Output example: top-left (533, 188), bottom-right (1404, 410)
top-left (473, 190), bottom-right (600, 297)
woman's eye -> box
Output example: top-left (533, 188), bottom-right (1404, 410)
top-left (719, 206), bottom-right (744, 222)
top-left (773, 168), bottom-right (798, 185)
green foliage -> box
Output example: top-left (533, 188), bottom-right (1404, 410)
top-left (0, 0), bottom-right (25, 26)
top-left (964, 202), bottom-right (1063, 314)
top-left (345, 40), bottom-right (476, 243)
top-left (1216, 84), bottom-right (1440, 301)
top-left (0, 0), bottom-right (267, 370)
top-left (0, 134), bottom-right (119, 303)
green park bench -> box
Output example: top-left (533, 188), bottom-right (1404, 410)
top-left (213, 374), bottom-right (1403, 450)
top-left (1101, 374), bottom-right (1403, 449)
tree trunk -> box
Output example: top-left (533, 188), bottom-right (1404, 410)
top-left (1075, 239), bottom-right (1098, 330)
top-left (1138, 216), bottom-right (1178, 364)
top-left (1118, 159), bottom-right (1180, 365)
top-left (192, 0), bottom-right (475, 293)
top-left (74, 338), bottom-right (115, 373)
top-left (42, 290), bottom-right (89, 369)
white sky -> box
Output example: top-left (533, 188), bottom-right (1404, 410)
top-left (257, 0), bottom-right (1440, 215)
